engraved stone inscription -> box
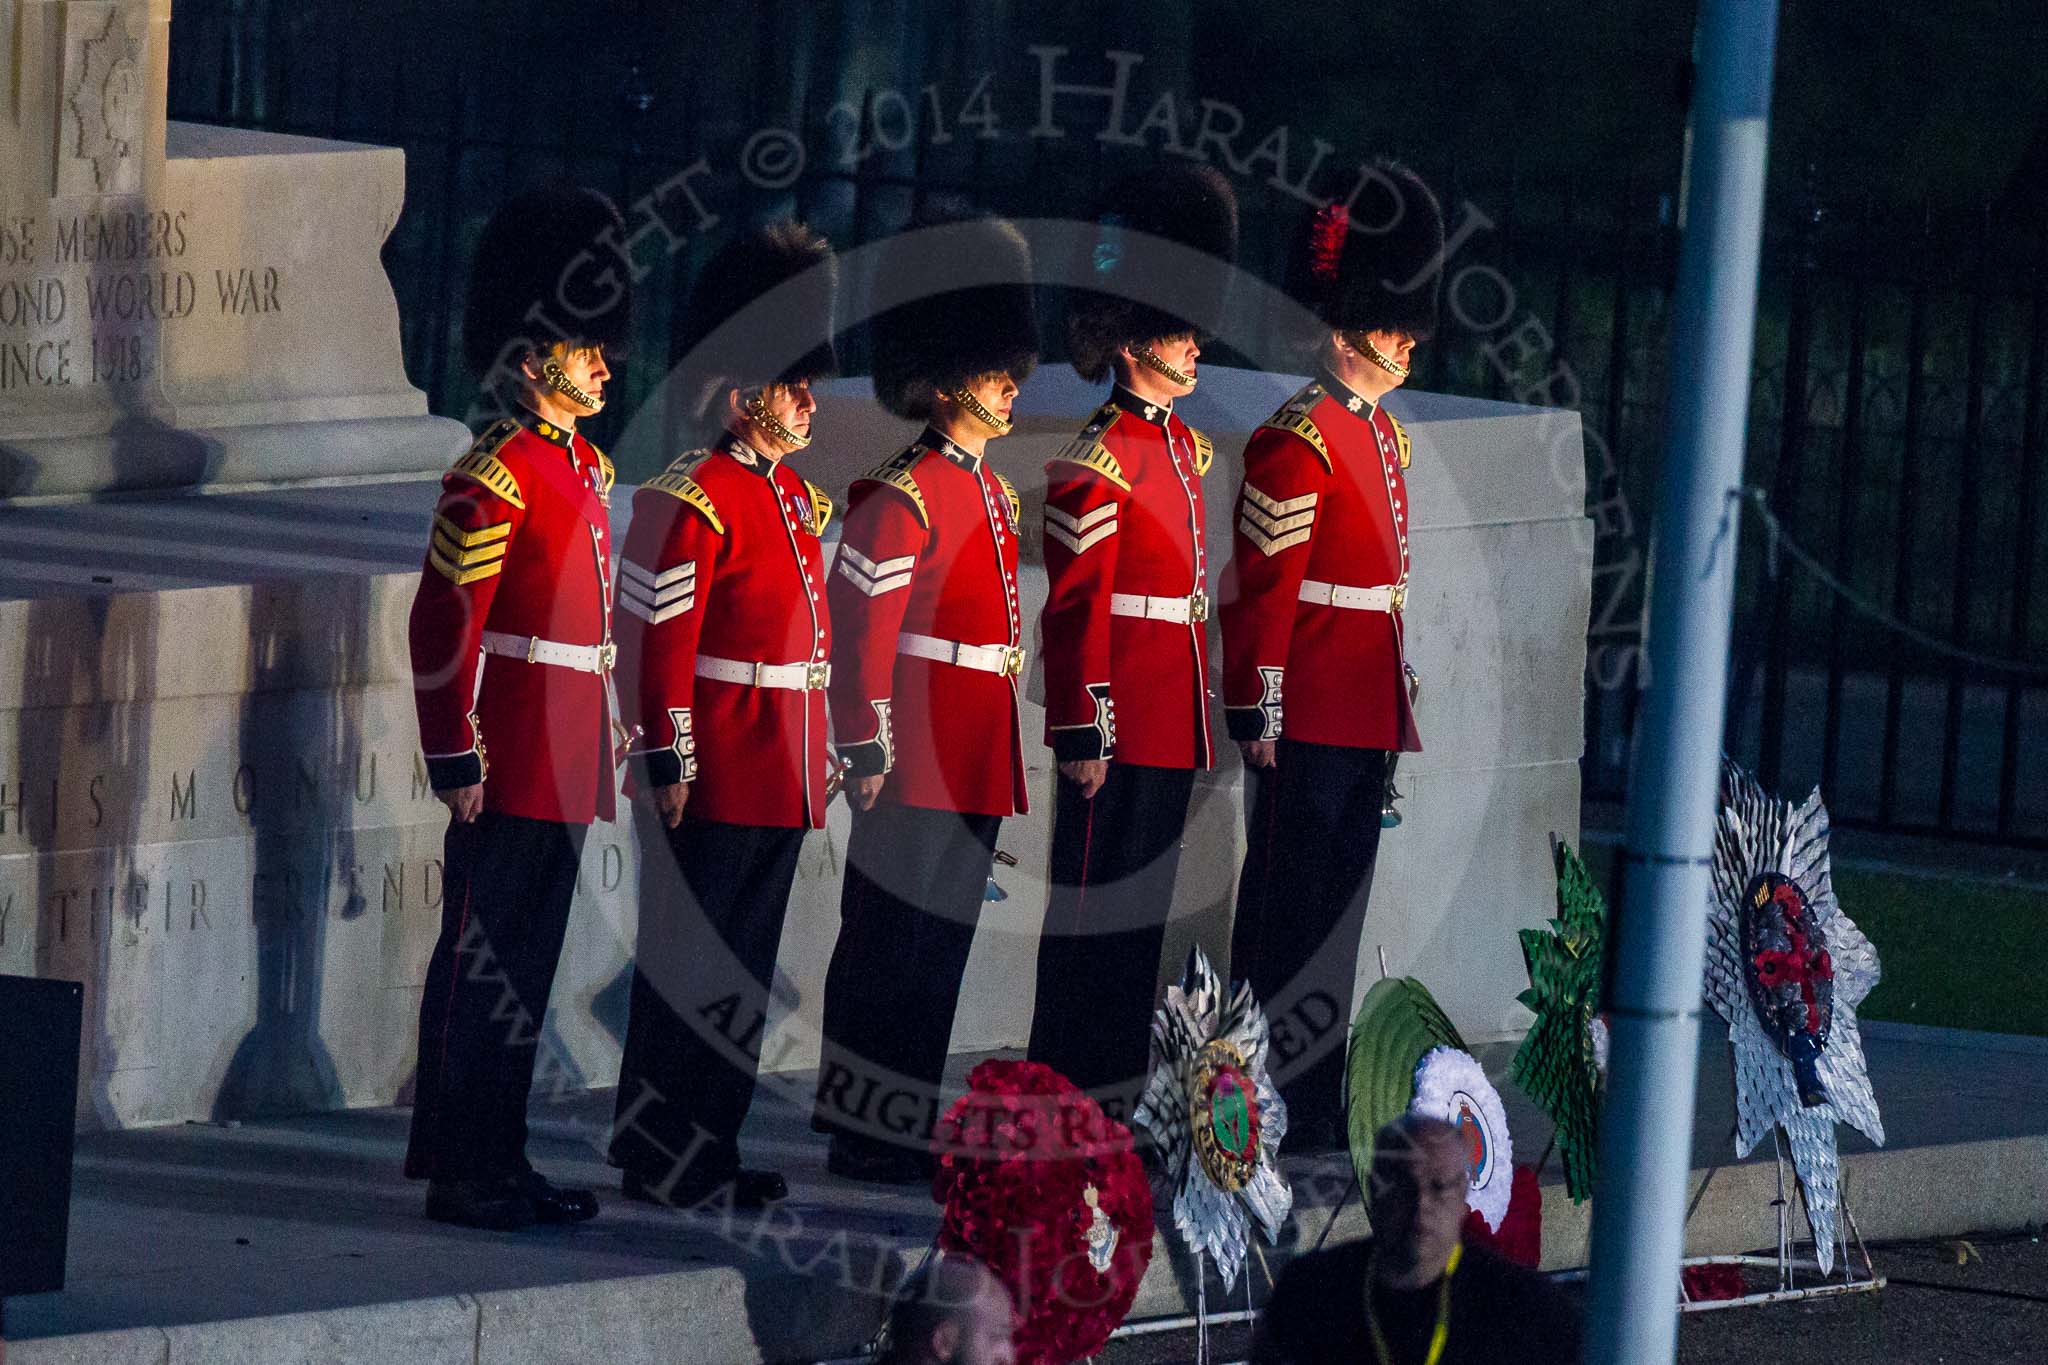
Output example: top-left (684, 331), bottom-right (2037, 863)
top-left (0, 204), bottom-right (289, 393)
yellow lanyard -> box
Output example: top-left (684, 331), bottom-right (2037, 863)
top-left (1366, 1243), bottom-right (1463, 1365)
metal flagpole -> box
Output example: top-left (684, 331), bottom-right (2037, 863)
top-left (1582, 0), bottom-right (1782, 1362)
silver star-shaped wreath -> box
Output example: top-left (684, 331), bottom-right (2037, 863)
top-left (1133, 946), bottom-right (1292, 1291)
top-left (1708, 758), bottom-right (1884, 1274)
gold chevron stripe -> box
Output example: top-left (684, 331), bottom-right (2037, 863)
top-left (430, 527), bottom-right (511, 569)
top-left (428, 543), bottom-right (506, 585)
top-left (432, 514), bottom-right (511, 549)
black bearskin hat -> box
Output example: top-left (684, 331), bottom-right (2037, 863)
top-left (462, 184), bottom-right (634, 382)
top-left (1288, 160), bottom-right (1444, 342)
top-left (868, 211), bottom-right (1038, 421)
top-left (1066, 162), bottom-right (1239, 384)
top-left (676, 221), bottom-right (838, 427)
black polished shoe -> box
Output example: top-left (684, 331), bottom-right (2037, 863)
top-left (518, 1170), bottom-right (600, 1224)
top-left (826, 1137), bottom-right (931, 1187)
top-left (621, 1166), bottom-right (789, 1211)
top-left (423, 1178), bottom-right (535, 1231)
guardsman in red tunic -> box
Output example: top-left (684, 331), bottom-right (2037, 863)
top-left (1026, 164), bottom-right (1240, 1120)
top-left (1221, 162), bottom-right (1444, 1151)
top-left (608, 222), bottom-right (840, 1211)
top-left (811, 214), bottom-right (1038, 1184)
top-left (404, 186), bottom-right (631, 1228)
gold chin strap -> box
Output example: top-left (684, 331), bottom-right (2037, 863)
top-left (745, 390), bottom-right (811, 451)
top-left (951, 386), bottom-right (1013, 437)
top-left (541, 358), bottom-right (605, 413)
top-left (1135, 344), bottom-right (1197, 389)
top-left (1347, 331), bottom-right (1411, 381)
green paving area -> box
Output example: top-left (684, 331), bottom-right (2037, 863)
top-left (1576, 840), bottom-right (2048, 1039)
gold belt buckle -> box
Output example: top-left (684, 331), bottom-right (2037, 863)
top-left (806, 661), bottom-right (829, 690)
top-left (1190, 593), bottom-right (1210, 623)
top-left (1003, 646), bottom-right (1025, 677)
top-left (1390, 582), bottom-right (1407, 612)
top-left (525, 636), bottom-right (540, 664)
top-left (599, 640), bottom-right (617, 672)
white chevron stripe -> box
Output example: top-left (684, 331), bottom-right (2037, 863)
top-left (620, 556), bottom-right (696, 591)
top-left (1044, 502), bottom-right (1118, 535)
top-left (1241, 483), bottom-right (1318, 517)
top-left (838, 544), bottom-right (916, 578)
top-left (1238, 517), bottom-right (1312, 556)
top-left (619, 589), bottom-right (696, 624)
top-left (1047, 519), bottom-right (1118, 554)
top-left (836, 558), bottom-right (914, 596)
top-left (627, 588), bottom-right (696, 616)
top-left (619, 575), bottom-right (695, 610)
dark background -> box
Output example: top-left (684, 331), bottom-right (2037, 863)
top-left (164, 0), bottom-right (2048, 848)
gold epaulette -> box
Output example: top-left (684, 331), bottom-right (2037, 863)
top-left (1387, 411), bottom-right (1412, 470)
top-left (805, 479), bottom-right (835, 535)
top-left (993, 471), bottom-right (1021, 525)
top-left (1048, 409), bottom-right (1131, 491)
top-left (427, 513), bottom-right (512, 586)
top-left (1187, 424), bottom-right (1215, 476)
top-left (858, 447), bottom-right (930, 527)
top-left (644, 451), bottom-right (723, 533)
top-left (1257, 385), bottom-right (1332, 473)
top-left (447, 420), bottom-right (525, 508)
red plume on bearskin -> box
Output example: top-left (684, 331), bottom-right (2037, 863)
top-left (1307, 204), bottom-right (1348, 286)
top-left (1286, 161), bottom-right (1445, 343)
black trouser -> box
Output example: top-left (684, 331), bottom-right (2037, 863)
top-left (1027, 762), bottom-right (1196, 1120)
top-left (1231, 738), bottom-right (1387, 1138)
top-left (610, 805), bottom-right (805, 1183)
top-left (812, 800), bottom-right (1001, 1156)
top-left (406, 810), bottom-right (586, 1182)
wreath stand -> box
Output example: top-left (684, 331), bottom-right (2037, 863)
top-left (1675, 1126), bottom-right (1885, 1312)
top-left (1547, 1125), bottom-right (1885, 1312)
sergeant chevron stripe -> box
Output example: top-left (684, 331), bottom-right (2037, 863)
top-left (1044, 502), bottom-right (1119, 554)
top-left (836, 544), bottom-right (916, 597)
top-left (618, 556), bottom-right (697, 624)
top-left (1237, 483), bottom-right (1318, 555)
top-left (427, 513), bottom-right (512, 585)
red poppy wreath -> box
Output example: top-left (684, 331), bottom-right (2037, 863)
top-left (931, 1060), bottom-right (1154, 1364)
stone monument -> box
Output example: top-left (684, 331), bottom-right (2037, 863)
top-left (0, 0), bottom-right (464, 498)
top-left (0, 0), bottom-right (482, 1132)
top-left (0, 2), bottom-right (1591, 1137)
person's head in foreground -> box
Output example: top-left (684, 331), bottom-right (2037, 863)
top-left (882, 1252), bottom-right (1017, 1365)
top-left (1368, 1112), bottom-right (1473, 1289)
top-left (1251, 1113), bottom-right (1583, 1364)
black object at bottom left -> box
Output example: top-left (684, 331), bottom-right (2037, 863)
top-left (0, 973), bottom-right (84, 1300)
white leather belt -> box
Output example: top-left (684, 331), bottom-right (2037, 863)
top-left (898, 631), bottom-right (1026, 677)
top-left (695, 655), bottom-right (831, 691)
top-left (1298, 580), bottom-right (1406, 613)
top-left (1110, 592), bottom-right (1210, 624)
top-left (480, 630), bottom-right (616, 673)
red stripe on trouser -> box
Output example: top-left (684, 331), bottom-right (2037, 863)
top-left (1256, 765), bottom-right (1282, 973)
top-left (1075, 792), bottom-right (1097, 915)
